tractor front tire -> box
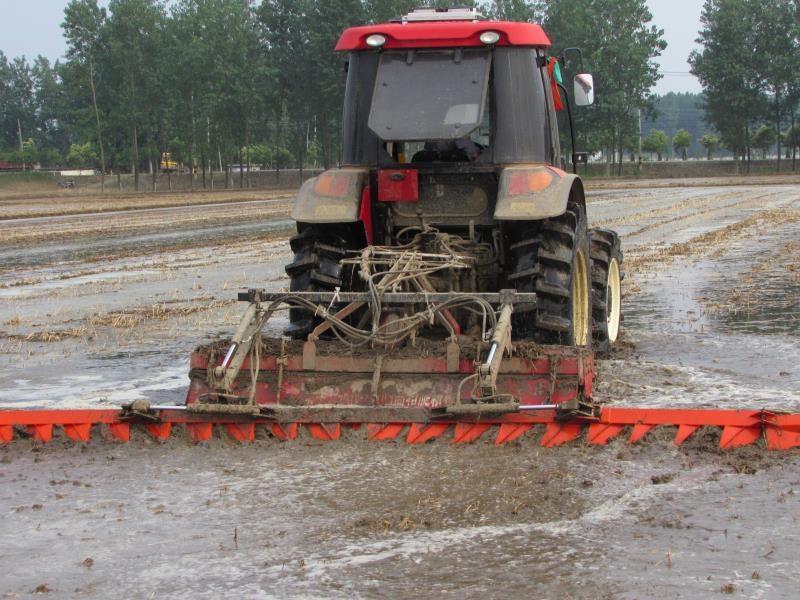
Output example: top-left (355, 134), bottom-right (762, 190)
top-left (589, 228), bottom-right (623, 352)
top-left (509, 201), bottom-right (592, 346)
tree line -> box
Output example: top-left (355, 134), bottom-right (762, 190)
top-left (690, 0), bottom-right (800, 171)
top-left (3, 0), bottom-right (669, 188)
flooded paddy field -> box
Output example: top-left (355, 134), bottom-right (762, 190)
top-left (1, 178), bottom-right (799, 598)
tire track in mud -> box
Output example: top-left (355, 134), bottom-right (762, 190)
top-left (620, 191), bottom-right (777, 239)
top-left (0, 199), bottom-right (293, 246)
top-left (0, 188), bottom-right (297, 220)
top-left (591, 187), bottom-right (773, 234)
top-left (242, 461), bottom-right (720, 595)
top-left (588, 185), bottom-right (721, 216)
top-left (622, 205), bottom-right (800, 275)
top-left (0, 219), bottom-right (294, 274)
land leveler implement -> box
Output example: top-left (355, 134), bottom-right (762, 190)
top-left (2, 9), bottom-right (798, 449)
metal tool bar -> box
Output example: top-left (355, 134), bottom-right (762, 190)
top-left (238, 289), bottom-right (537, 305)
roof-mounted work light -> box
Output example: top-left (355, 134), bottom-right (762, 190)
top-left (479, 31), bottom-right (500, 45)
top-left (365, 34), bottom-right (387, 48)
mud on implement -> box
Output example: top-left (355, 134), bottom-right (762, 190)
top-left (3, 274), bottom-right (799, 449)
top-left (3, 281), bottom-right (799, 450)
top-left (3, 407), bottom-right (800, 450)
top-left (4, 9), bottom-right (796, 452)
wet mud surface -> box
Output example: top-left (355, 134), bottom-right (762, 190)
top-left (1, 179), bottom-right (799, 597)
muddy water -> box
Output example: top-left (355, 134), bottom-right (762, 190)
top-left (0, 218), bottom-right (293, 271)
top-left (1, 180), bottom-right (800, 597)
top-left (1, 434), bottom-right (797, 598)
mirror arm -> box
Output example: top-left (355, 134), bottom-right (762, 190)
top-left (556, 82), bottom-right (578, 174)
top-left (559, 48), bottom-right (585, 74)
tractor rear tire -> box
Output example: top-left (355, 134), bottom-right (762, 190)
top-left (509, 201), bottom-right (592, 346)
top-left (589, 228), bottom-right (623, 352)
top-left (284, 225), bottom-right (351, 339)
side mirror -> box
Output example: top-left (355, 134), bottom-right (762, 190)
top-left (573, 73), bottom-right (594, 106)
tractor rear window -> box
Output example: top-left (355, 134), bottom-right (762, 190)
top-left (368, 49), bottom-right (490, 141)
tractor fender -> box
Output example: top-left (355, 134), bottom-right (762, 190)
top-left (291, 167), bottom-right (370, 223)
top-left (493, 165), bottom-right (584, 221)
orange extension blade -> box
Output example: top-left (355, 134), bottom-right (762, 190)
top-left (719, 425), bottom-right (760, 449)
top-left (271, 423), bottom-right (299, 441)
top-left (145, 422), bottom-right (172, 441)
top-left (27, 424), bottom-right (53, 443)
top-left (765, 426), bottom-right (800, 450)
top-left (0, 425), bottom-right (13, 444)
top-left (540, 422), bottom-right (581, 447)
top-left (628, 423), bottom-right (653, 444)
top-left (224, 423), bottom-right (255, 442)
top-left (494, 423), bottom-right (533, 445)
top-left (307, 423), bottom-right (340, 441)
top-left (674, 424), bottom-right (699, 446)
top-left (186, 422), bottom-right (213, 442)
top-left (406, 423), bottom-right (449, 444)
top-left (106, 422), bottom-right (130, 442)
top-left (367, 423), bottom-right (405, 441)
top-left (452, 422), bottom-right (492, 444)
top-left (587, 423), bottom-right (625, 445)
top-left (63, 423), bottom-right (92, 443)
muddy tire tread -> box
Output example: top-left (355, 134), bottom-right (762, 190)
top-left (284, 227), bottom-right (351, 339)
top-left (588, 227), bottom-right (623, 352)
top-left (509, 201), bottom-right (590, 344)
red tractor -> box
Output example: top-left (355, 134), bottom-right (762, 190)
top-left (285, 7), bottom-right (621, 351)
top-left (182, 7), bottom-right (623, 423)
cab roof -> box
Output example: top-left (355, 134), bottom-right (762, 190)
top-left (335, 21), bottom-right (551, 52)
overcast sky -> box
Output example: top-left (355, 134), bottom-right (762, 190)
top-left (0, 0), bottom-right (703, 95)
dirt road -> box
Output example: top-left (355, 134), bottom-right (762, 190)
top-left (0, 179), bottom-right (798, 598)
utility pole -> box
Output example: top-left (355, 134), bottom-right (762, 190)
top-left (637, 108), bottom-right (643, 173)
top-left (17, 119), bottom-right (25, 171)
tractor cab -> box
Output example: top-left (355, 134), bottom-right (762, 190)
top-left (287, 8), bottom-right (612, 353)
top-left (339, 8), bottom-right (593, 171)
top-left (341, 8), bottom-right (560, 172)
top-left (292, 7), bottom-right (594, 248)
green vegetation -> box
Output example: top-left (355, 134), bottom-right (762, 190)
top-left (1, 0), bottom-right (797, 185)
top-left (545, 0), bottom-right (666, 174)
top-left (643, 92), bottom-right (706, 159)
top-left (672, 129), bottom-right (692, 160)
top-left (699, 133), bottom-right (720, 159)
top-left (690, 0), bottom-right (800, 171)
top-left (66, 142), bottom-right (98, 168)
top-left (752, 125), bottom-right (777, 159)
top-left (642, 129), bottom-right (669, 161)
top-left (0, 0), bottom-right (668, 185)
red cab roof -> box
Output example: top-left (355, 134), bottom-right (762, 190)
top-left (335, 21), bottom-right (551, 52)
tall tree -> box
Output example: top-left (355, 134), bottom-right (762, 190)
top-left (104, 0), bottom-right (167, 191)
top-left (699, 133), bottom-right (719, 159)
top-left (690, 0), bottom-right (765, 171)
top-left (642, 129), bottom-right (669, 161)
top-left (0, 56), bottom-right (37, 157)
top-left (63, 0), bottom-right (108, 188)
top-left (672, 128), bottom-right (691, 160)
top-left (31, 57), bottom-right (67, 153)
top-left (753, 0), bottom-right (798, 171)
top-left (545, 0), bottom-right (667, 174)
top-left (259, 0), bottom-right (365, 170)
top-left (484, 0), bottom-right (543, 21)
top-left (752, 124), bottom-right (776, 158)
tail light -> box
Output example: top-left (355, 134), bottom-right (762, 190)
top-left (314, 171), bottom-right (353, 197)
top-left (506, 169), bottom-right (556, 196)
